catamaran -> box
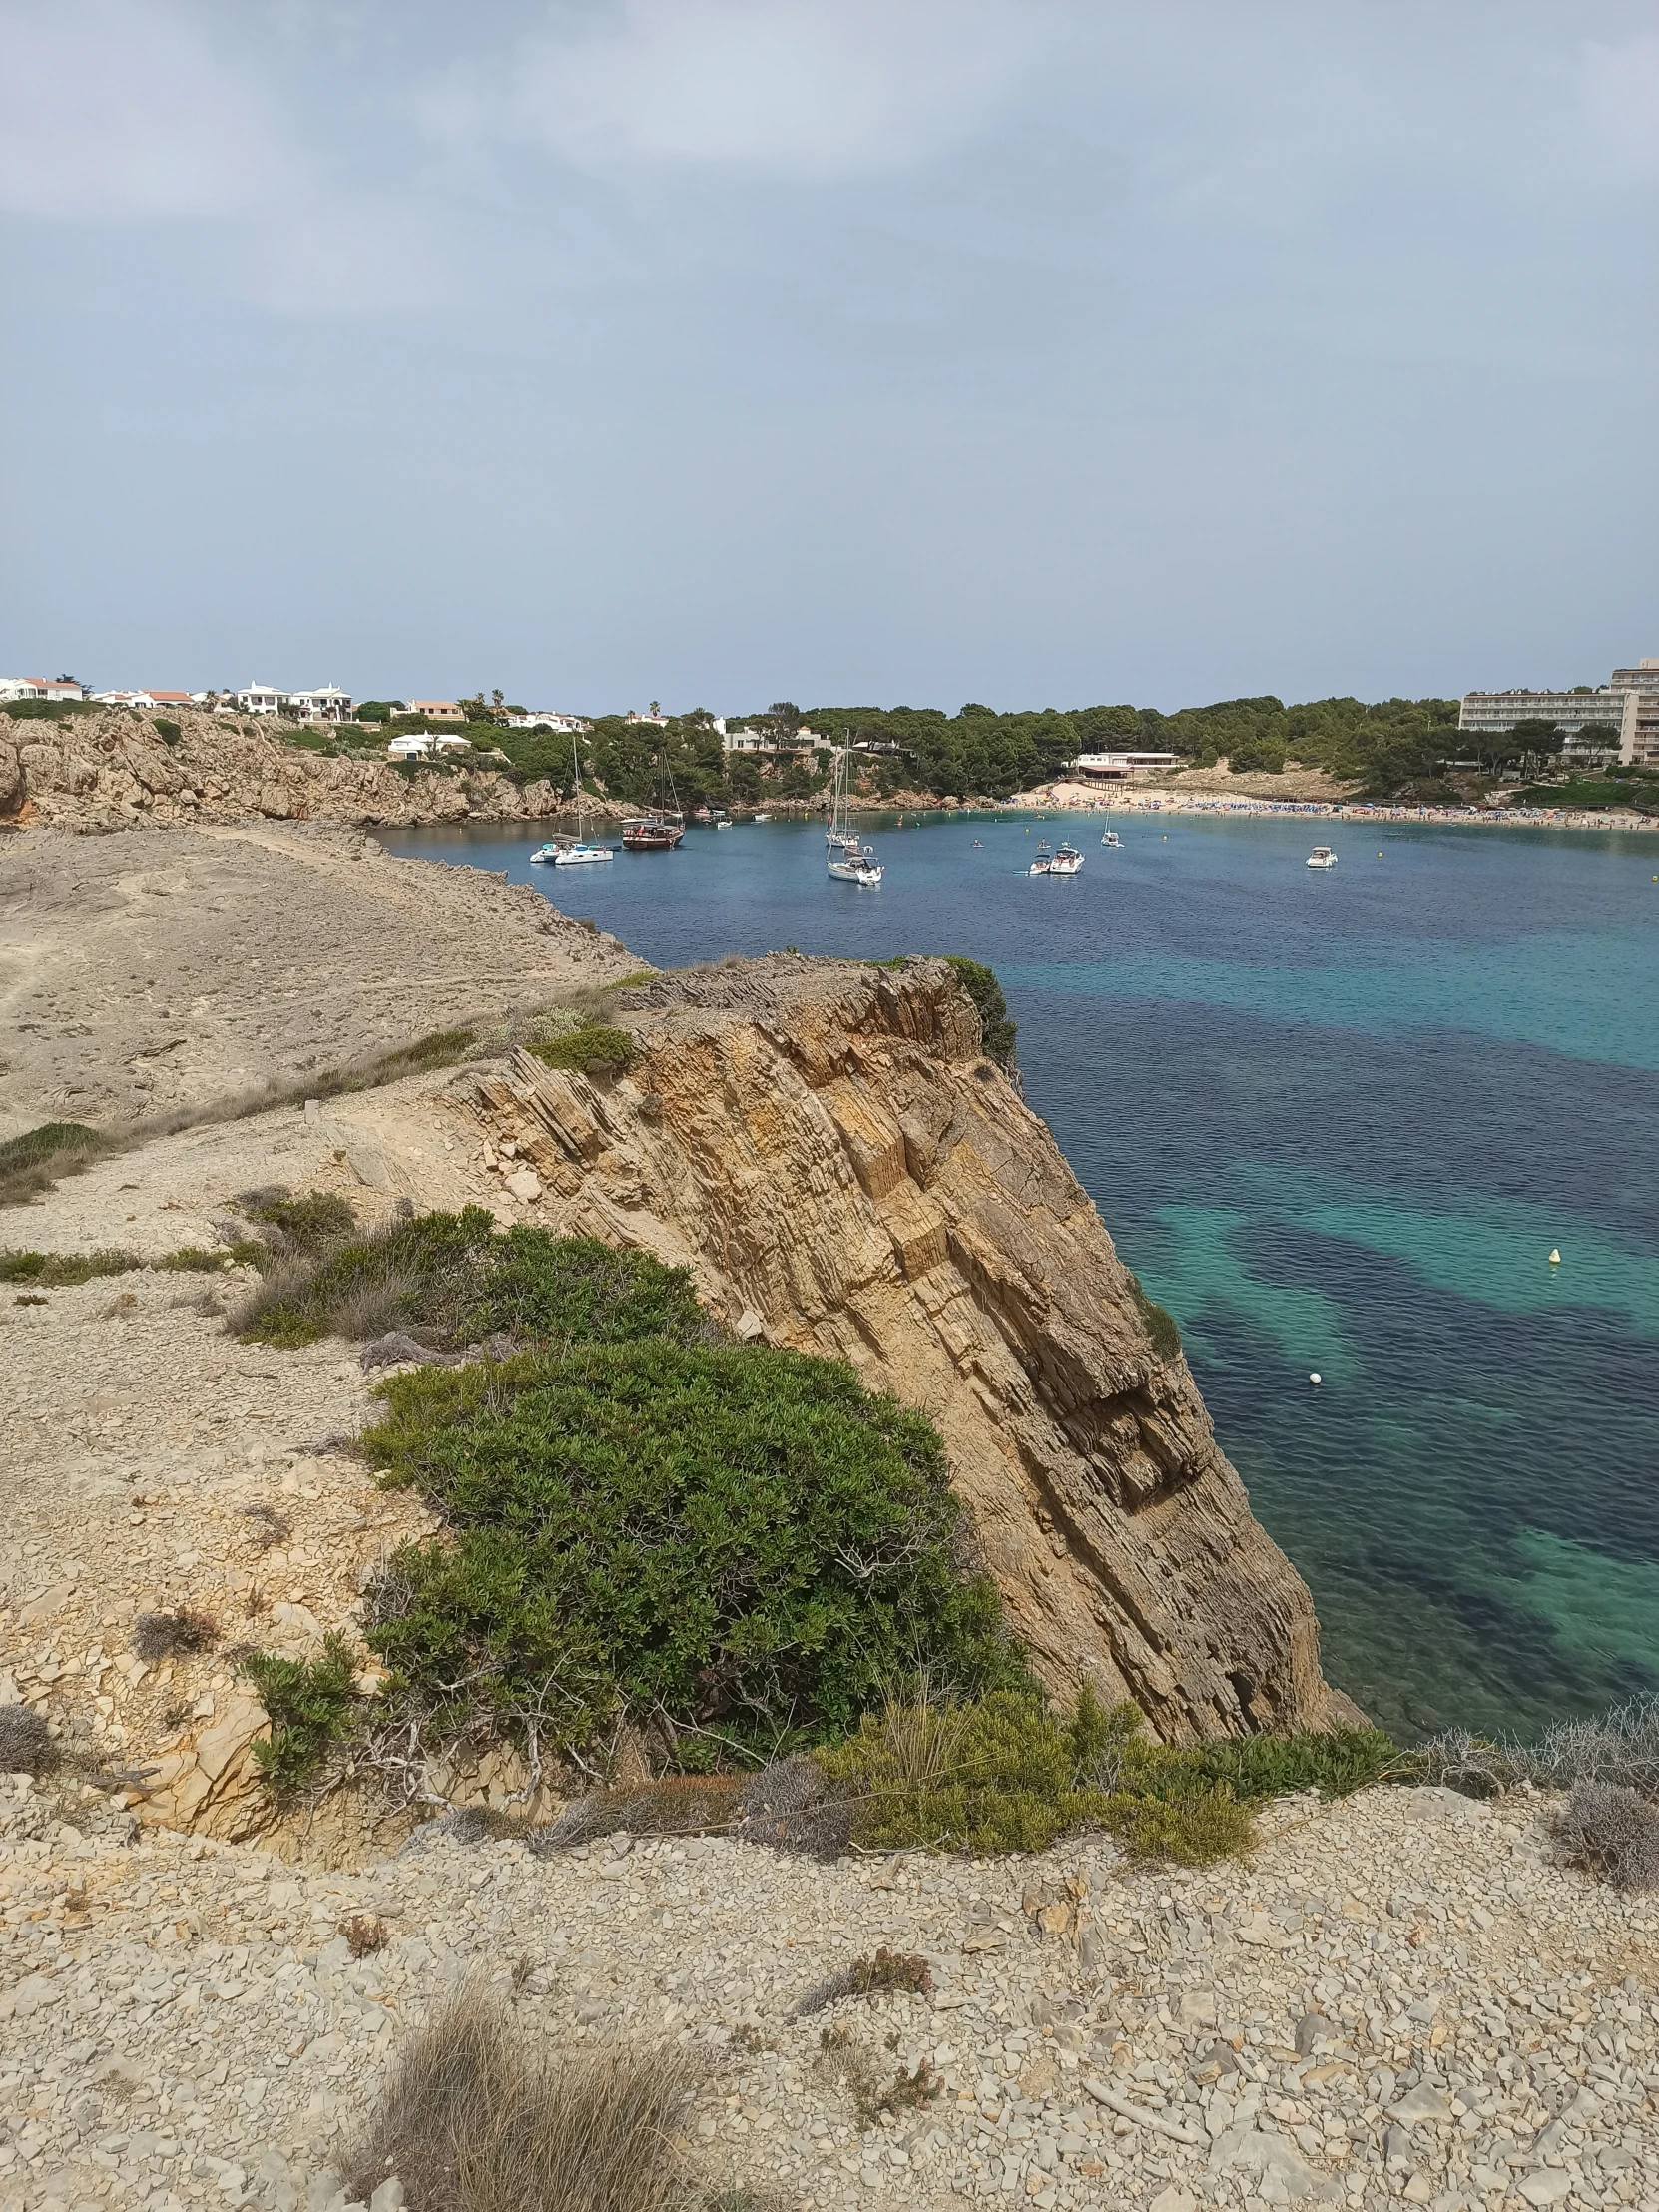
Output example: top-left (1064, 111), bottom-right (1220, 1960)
top-left (540, 740), bottom-right (614, 864)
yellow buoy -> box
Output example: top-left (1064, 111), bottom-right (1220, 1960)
top-left (1548, 1249), bottom-right (1560, 1266)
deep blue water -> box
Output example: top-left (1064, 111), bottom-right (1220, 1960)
top-left (381, 810), bottom-right (1659, 1741)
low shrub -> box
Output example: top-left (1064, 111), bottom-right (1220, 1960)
top-left (242, 1633), bottom-right (360, 1796)
top-left (153, 1246), bottom-right (230, 1273)
top-left (816, 1684), bottom-right (1396, 1861)
top-left (362, 1340), bottom-right (1031, 1764)
top-left (796, 1947), bottom-right (933, 2016)
top-left (0, 1121), bottom-right (107, 1206)
top-left (133, 1608), bottom-right (219, 1661)
top-left (943, 956), bottom-right (1017, 1068)
top-left (1418, 1693), bottom-right (1659, 1800)
top-left (152, 717), bottom-right (181, 745)
top-left (339, 1978), bottom-right (701, 2212)
top-left (245, 1190), bottom-right (357, 1254)
top-left (1554, 1781), bottom-right (1659, 1893)
top-left (0, 1248), bottom-right (139, 1287)
top-left (1126, 1274), bottom-right (1182, 1362)
top-left (0, 1705), bottom-right (57, 1776)
top-left (530, 1022), bottom-right (639, 1076)
top-left (236, 1210), bottom-right (706, 1353)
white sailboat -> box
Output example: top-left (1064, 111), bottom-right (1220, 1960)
top-left (826, 750), bottom-right (883, 884)
top-left (540, 742), bottom-right (615, 864)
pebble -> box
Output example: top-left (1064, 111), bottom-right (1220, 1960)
top-left (0, 1780), bottom-right (1653, 2211)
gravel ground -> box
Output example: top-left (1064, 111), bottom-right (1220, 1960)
top-left (1, 1777), bottom-right (1654, 2212)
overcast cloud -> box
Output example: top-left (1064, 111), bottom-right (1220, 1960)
top-left (1, 0), bottom-right (1653, 709)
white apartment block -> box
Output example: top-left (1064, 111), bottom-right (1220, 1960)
top-left (1458, 659), bottom-right (1659, 763)
top-left (505, 711), bottom-right (590, 732)
top-left (1074, 751), bottom-right (1180, 780)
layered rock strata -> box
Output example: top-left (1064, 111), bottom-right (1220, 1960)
top-left (454, 955), bottom-right (1352, 1743)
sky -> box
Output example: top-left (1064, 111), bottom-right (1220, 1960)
top-left (2, 0), bottom-right (1655, 714)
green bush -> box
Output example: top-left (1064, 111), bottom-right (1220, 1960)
top-left (0, 1121), bottom-right (106, 1205)
top-left (0, 1247), bottom-right (139, 1287)
top-left (152, 717), bottom-right (181, 745)
top-left (153, 1246), bottom-right (230, 1273)
top-left (943, 957), bottom-right (1017, 1068)
top-left (814, 1683), bottom-right (1397, 1861)
top-left (1126, 1274), bottom-right (1182, 1361)
top-left (242, 1633), bottom-right (360, 1796)
top-left (237, 1211), bottom-right (707, 1353)
top-left (246, 1190), bottom-right (357, 1254)
top-left (529, 1023), bottom-right (638, 1076)
top-left (362, 1340), bottom-right (1030, 1761)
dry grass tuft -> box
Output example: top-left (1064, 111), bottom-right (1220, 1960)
top-left (339, 1980), bottom-right (702, 2212)
top-left (0, 1705), bottom-right (58, 1776)
top-left (1554, 1781), bottom-right (1659, 1893)
top-left (132, 1608), bottom-right (220, 1662)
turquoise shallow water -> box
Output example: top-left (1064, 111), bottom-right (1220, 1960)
top-left (382, 810), bottom-right (1659, 1740)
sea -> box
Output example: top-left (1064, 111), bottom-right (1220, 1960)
top-left (380, 808), bottom-right (1659, 1744)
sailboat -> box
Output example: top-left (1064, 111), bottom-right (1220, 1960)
top-left (622, 753), bottom-right (686, 850)
top-left (542, 740), bottom-right (614, 864)
top-left (825, 749), bottom-right (861, 854)
top-left (826, 750), bottom-right (883, 884)
top-left (1100, 801), bottom-right (1120, 848)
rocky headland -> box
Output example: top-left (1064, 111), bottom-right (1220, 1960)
top-left (0, 823), bottom-right (1652, 2212)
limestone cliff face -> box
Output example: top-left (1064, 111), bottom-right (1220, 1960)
top-left (455, 956), bottom-right (1348, 1743)
top-left (0, 708), bottom-right (571, 831)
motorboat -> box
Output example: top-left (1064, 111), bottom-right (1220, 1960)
top-left (828, 845), bottom-right (883, 886)
top-left (1307, 845), bottom-right (1338, 870)
top-left (528, 838), bottom-right (569, 864)
top-left (752, 812), bottom-right (772, 823)
top-left (1028, 840), bottom-right (1053, 875)
top-left (1048, 842), bottom-right (1084, 876)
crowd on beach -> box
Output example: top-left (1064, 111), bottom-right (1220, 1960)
top-left (1013, 779), bottom-right (1659, 833)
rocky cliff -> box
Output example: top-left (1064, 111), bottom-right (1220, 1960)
top-left (454, 955), bottom-right (1352, 1743)
top-left (0, 706), bottom-right (570, 831)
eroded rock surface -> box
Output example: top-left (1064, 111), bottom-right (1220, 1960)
top-left (0, 707), bottom-right (569, 832)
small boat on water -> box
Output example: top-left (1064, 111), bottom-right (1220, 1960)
top-left (828, 846), bottom-right (883, 886)
top-left (826, 754), bottom-right (882, 883)
top-left (752, 812), bottom-right (772, 824)
top-left (1029, 840), bottom-right (1054, 875)
top-left (1307, 845), bottom-right (1338, 870)
top-left (622, 814), bottom-right (685, 850)
top-left (1100, 830), bottom-right (1121, 846)
top-left (532, 740), bottom-right (615, 864)
top-left (1048, 841), bottom-right (1084, 876)
top-left (622, 754), bottom-right (686, 849)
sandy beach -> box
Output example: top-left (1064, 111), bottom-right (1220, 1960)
top-left (1008, 777), bottom-right (1659, 833)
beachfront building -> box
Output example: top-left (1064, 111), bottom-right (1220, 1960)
top-left (1458, 684), bottom-right (1627, 761)
top-left (1610, 662), bottom-right (1659, 767)
top-left (1073, 751), bottom-right (1180, 781)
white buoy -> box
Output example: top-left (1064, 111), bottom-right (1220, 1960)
top-left (1548, 1249), bottom-right (1560, 1266)
top-left (1309, 1372), bottom-right (1322, 1385)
